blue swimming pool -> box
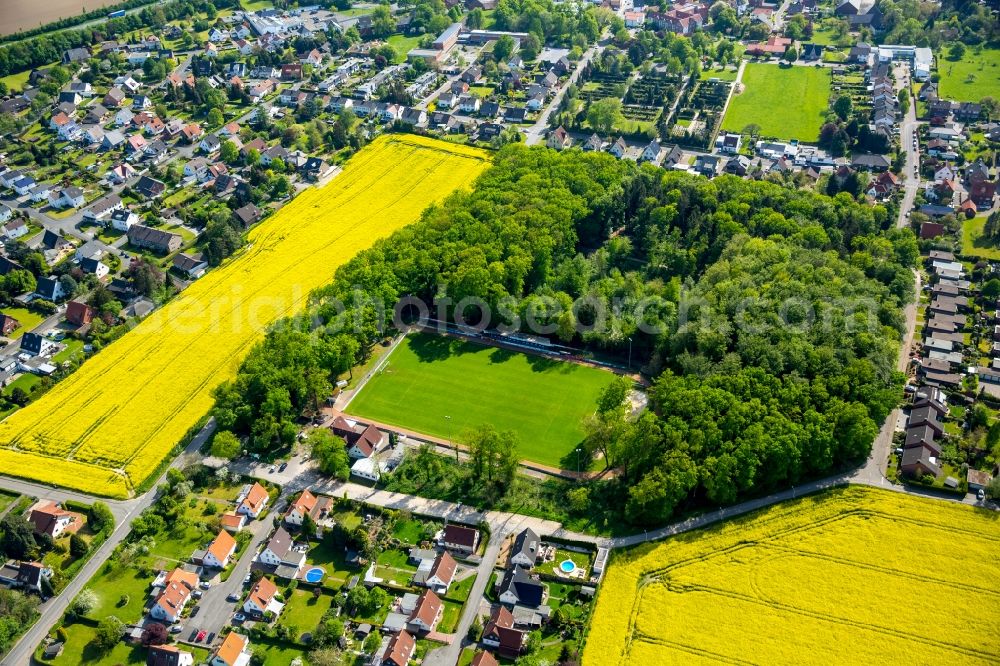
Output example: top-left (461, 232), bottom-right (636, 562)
top-left (559, 560), bottom-right (576, 574)
top-left (304, 567), bottom-right (325, 583)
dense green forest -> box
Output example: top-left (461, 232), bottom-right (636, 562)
top-left (212, 144), bottom-right (915, 527)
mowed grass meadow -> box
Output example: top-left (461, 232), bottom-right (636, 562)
top-left (0, 136), bottom-right (489, 497)
top-left (345, 333), bottom-right (618, 468)
top-left (723, 64), bottom-right (832, 142)
top-left (938, 47), bottom-right (1000, 101)
top-left (584, 486), bottom-right (1000, 665)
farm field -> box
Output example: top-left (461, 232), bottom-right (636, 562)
top-left (722, 63), bottom-right (831, 142)
top-left (583, 486), bottom-right (1000, 665)
top-left (938, 48), bottom-right (1000, 101)
top-left (345, 332), bottom-right (617, 467)
top-left (0, 136), bottom-right (489, 498)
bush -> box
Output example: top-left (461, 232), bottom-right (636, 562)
top-left (69, 533), bottom-right (89, 558)
top-left (70, 589), bottom-right (98, 616)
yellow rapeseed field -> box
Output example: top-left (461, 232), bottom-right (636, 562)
top-left (585, 486), bottom-right (1000, 666)
top-left (0, 135), bottom-right (489, 497)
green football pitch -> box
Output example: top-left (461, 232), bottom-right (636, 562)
top-left (344, 333), bottom-right (619, 469)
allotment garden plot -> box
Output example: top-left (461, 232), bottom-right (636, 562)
top-left (345, 332), bottom-right (618, 468)
top-left (0, 136), bottom-right (489, 498)
top-left (584, 486), bottom-right (1000, 666)
top-left (722, 63), bottom-right (832, 142)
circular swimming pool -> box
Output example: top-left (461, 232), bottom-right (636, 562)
top-left (304, 567), bottom-right (325, 583)
top-left (559, 560), bottom-right (576, 574)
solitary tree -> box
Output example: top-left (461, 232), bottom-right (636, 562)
top-left (587, 98), bottom-right (623, 134)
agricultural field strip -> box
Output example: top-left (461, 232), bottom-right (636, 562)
top-left (0, 137), bottom-right (488, 497)
top-left (627, 512), bottom-right (999, 662)
top-left (585, 488), bottom-right (1000, 666)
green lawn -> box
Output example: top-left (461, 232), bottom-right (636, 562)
top-left (345, 333), bottom-right (618, 468)
top-left (0, 490), bottom-right (18, 514)
top-left (391, 517), bottom-right (427, 544)
top-left (962, 215), bottom-right (1000, 260)
top-left (700, 66), bottom-right (739, 81)
top-left (387, 34), bottom-right (424, 63)
top-left (937, 47), bottom-right (1000, 102)
top-left (1, 307), bottom-right (44, 338)
top-left (439, 600), bottom-right (464, 633)
top-left (3, 373), bottom-right (40, 397)
top-left (82, 565), bottom-right (152, 623)
top-left (279, 589), bottom-right (332, 638)
top-left (722, 63), bottom-right (831, 142)
top-left (0, 69), bottom-right (31, 93)
top-left (52, 339), bottom-right (85, 363)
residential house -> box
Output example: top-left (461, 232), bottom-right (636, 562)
top-left (150, 568), bottom-right (199, 623)
top-left (28, 501), bottom-right (80, 538)
top-left (331, 416), bottom-right (385, 459)
top-left (407, 589), bottom-right (443, 633)
top-left (422, 551), bottom-right (456, 594)
top-left (695, 154), bottom-right (722, 177)
top-left (49, 187), bottom-right (85, 209)
top-left (900, 445), bottom-right (940, 479)
top-left (66, 301), bottom-right (94, 327)
top-left (233, 203), bottom-right (261, 228)
top-left (377, 630), bottom-right (415, 666)
top-left (0, 312), bottom-right (19, 336)
top-left (236, 482), bottom-right (270, 518)
top-left (203, 530), bottom-right (237, 569)
top-left (220, 512), bottom-right (246, 533)
top-left (442, 524), bottom-right (479, 554)
top-left (103, 88), bottom-right (126, 108)
top-left (482, 605), bottom-right (524, 658)
top-left (284, 489), bottom-right (330, 528)
top-left (200, 134), bottom-right (221, 154)
top-left (498, 567), bottom-right (545, 608)
top-left (1, 218), bottom-right (25, 242)
top-left (640, 139), bottom-right (662, 164)
top-left (81, 257), bottom-right (109, 278)
top-left (715, 133), bottom-right (742, 154)
top-left (127, 225), bottom-right (181, 253)
top-left (134, 175), bottom-right (166, 199)
top-left (173, 253), bottom-right (208, 279)
top-left (147, 644), bottom-right (195, 666)
top-left (258, 527), bottom-right (306, 577)
top-left (34, 277), bottom-right (66, 303)
top-left (63, 47), bottom-right (90, 63)
top-left (609, 137), bottom-right (628, 159)
top-left (211, 632), bottom-right (251, 666)
top-left (509, 528), bottom-right (540, 569)
top-left (243, 576), bottom-right (284, 618)
top-left (109, 209), bottom-right (140, 232)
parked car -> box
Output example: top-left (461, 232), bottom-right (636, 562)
top-left (169, 625), bottom-right (184, 634)
top-left (227, 593), bottom-right (240, 602)
top-left (243, 574), bottom-right (251, 585)
top-left (191, 606), bottom-right (200, 617)
top-left (199, 581), bottom-right (211, 590)
top-left (278, 462), bottom-right (287, 472)
top-left (233, 613), bottom-right (246, 622)
top-left (978, 488), bottom-right (986, 501)
top-left (196, 630), bottom-right (207, 642)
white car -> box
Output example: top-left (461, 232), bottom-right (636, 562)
top-left (977, 489), bottom-right (986, 501)
top-left (199, 581), bottom-right (211, 590)
top-left (169, 625), bottom-right (184, 634)
top-left (233, 613), bottom-right (247, 622)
